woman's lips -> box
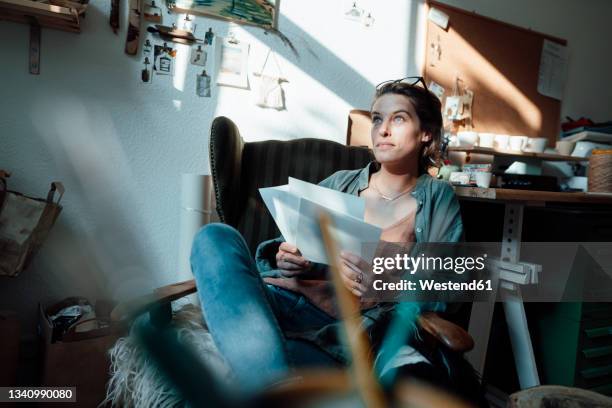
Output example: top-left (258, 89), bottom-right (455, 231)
top-left (376, 143), bottom-right (395, 150)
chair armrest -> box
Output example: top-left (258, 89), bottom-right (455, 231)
top-left (110, 279), bottom-right (197, 323)
top-left (418, 312), bottom-right (474, 353)
top-left (111, 280), bottom-right (473, 353)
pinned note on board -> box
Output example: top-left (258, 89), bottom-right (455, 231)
top-left (428, 7), bottom-right (449, 30)
top-left (537, 39), bottom-right (568, 100)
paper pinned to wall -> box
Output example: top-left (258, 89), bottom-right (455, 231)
top-left (428, 7), bottom-right (449, 30)
top-left (537, 39), bottom-right (568, 100)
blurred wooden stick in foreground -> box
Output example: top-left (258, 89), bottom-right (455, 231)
top-left (319, 212), bottom-right (387, 408)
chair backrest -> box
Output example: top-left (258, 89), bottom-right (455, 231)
top-left (210, 116), bottom-right (374, 254)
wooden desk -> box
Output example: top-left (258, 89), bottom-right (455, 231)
top-left (454, 187), bottom-right (612, 390)
top-left (454, 187), bottom-right (612, 205)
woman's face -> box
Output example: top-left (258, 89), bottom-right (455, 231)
top-left (370, 93), bottom-right (430, 167)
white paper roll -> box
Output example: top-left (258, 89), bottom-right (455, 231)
top-left (178, 174), bottom-right (214, 283)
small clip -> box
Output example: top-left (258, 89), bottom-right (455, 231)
top-left (227, 32), bottom-right (239, 44)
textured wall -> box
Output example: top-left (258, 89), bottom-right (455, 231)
top-left (0, 0), bottom-right (425, 336)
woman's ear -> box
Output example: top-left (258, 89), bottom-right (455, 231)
top-left (420, 131), bottom-right (432, 143)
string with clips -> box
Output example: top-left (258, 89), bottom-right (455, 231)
top-left (252, 46), bottom-right (289, 84)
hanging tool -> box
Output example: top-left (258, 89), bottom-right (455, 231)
top-left (110, 0), bottom-right (119, 33)
top-left (146, 24), bottom-right (203, 45)
top-left (124, 0), bottom-right (142, 55)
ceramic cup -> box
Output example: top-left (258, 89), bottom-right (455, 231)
top-left (494, 134), bottom-right (510, 150)
top-left (523, 137), bottom-right (547, 153)
top-left (509, 136), bottom-right (528, 151)
top-left (556, 140), bottom-right (576, 156)
top-left (478, 133), bottom-right (495, 148)
top-left (475, 172), bottom-right (493, 188)
top-left (457, 131), bottom-right (479, 147)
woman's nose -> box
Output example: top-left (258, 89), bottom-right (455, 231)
top-left (378, 119), bottom-right (391, 136)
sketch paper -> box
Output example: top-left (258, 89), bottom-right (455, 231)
top-left (288, 177), bottom-right (365, 219)
top-left (295, 197), bottom-right (382, 264)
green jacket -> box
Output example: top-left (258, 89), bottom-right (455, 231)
top-left (254, 161), bottom-right (464, 363)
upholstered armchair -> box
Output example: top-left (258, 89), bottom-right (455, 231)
top-left (111, 116), bottom-right (473, 352)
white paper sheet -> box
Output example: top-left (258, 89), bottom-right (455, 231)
top-left (296, 197), bottom-right (381, 265)
top-left (259, 185), bottom-right (300, 244)
top-left (288, 177), bottom-right (365, 219)
top-left (537, 39), bottom-right (568, 100)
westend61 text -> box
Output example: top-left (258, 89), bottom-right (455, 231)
top-left (373, 279), bottom-right (494, 291)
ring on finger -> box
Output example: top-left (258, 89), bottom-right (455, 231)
top-left (354, 272), bottom-right (363, 284)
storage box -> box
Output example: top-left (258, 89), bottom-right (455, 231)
top-left (39, 298), bottom-right (124, 407)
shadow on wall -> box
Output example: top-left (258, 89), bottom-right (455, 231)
top-left (0, 1), bottom-right (424, 323)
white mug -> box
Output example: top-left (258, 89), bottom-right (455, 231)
top-left (509, 136), bottom-right (528, 151)
top-left (523, 137), bottom-right (547, 153)
top-left (478, 133), bottom-right (495, 148)
top-left (494, 134), bottom-right (510, 150)
top-left (556, 140), bottom-right (575, 156)
top-left (457, 131), bottom-right (478, 147)
top-left (475, 172), bottom-right (492, 188)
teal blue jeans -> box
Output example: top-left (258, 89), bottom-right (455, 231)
top-left (190, 223), bottom-right (340, 393)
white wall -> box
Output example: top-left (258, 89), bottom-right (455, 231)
top-left (1, 0), bottom-right (610, 337)
top-left (0, 0), bottom-right (425, 336)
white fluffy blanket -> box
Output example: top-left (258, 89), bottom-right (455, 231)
top-left (103, 304), bottom-right (233, 408)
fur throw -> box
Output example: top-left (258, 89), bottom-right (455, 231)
top-left (103, 304), bottom-right (233, 408)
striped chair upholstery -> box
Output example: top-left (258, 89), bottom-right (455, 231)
top-left (210, 116), bottom-right (374, 255)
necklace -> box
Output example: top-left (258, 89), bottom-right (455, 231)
top-left (370, 176), bottom-right (415, 201)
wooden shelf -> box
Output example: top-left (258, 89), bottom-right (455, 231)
top-left (0, 0), bottom-right (86, 32)
top-left (454, 186), bottom-right (612, 205)
top-left (448, 146), bottom-right (587, 162)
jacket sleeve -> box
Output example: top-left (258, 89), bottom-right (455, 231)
top-left (418, 182), bottom-right (465, 313)
top-left (430, 182), bottom-right (464, 243)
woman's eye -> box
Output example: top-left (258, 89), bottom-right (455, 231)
top-left (393, 115), bottom-right (405, 123)
top-left (372, 117), bottom-right (382, 125)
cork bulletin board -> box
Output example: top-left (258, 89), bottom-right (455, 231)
top-left (424, 1), bottom-right (567, 144)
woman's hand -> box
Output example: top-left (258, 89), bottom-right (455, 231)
top-left (275, 242), bottom-right (312, 277)
top-left (339, 251), bottom-right (371, 297)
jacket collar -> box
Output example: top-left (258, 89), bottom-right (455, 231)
top-left (356, 161), bottom-right (430, 196)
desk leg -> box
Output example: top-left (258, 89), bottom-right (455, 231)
top-left (502, 287), bottom-right (540, 388)
top-left (500, 203), bottom-right (540, 389)
top-left (466, 293), bottom-right (497, 375)
top-left (466, 203), bottom-right (540, 389)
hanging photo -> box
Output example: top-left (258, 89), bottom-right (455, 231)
top-left (141, 57), bottom-right (153, 83)
top-left (191, 45), bottom-right (207, 66)
top-left (204, 28), bottom-right (214, 45)
top-left (196, 70), bottom-right (211, 97)
top-left (216, 36), bottom-right (249, 89)
top-left (153, 44), bottom-right (175, 76)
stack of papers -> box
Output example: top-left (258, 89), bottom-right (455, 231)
top-left (259, 178), bottom-right (382, 265)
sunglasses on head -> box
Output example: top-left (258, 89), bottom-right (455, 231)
top-left (375, 76), bottom-right (428, 91)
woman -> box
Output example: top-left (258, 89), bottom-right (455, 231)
top-left (191, 78), bottom-right (480, 404)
